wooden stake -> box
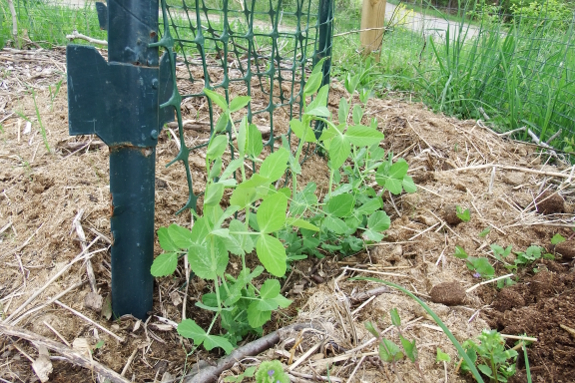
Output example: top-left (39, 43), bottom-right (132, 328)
top-left (360, 0), bottom-right (387, 55)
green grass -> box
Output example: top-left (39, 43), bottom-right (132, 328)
top-left (1, 1), bottom-right (105, 48)
top-left (336, 2), bottom-right (574, 153)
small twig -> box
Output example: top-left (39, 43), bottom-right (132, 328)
top-left (43, 321), bottom-right (71, 347)
top-left (66, 30), bottom-right (108, 46)
top-left (0, 221), bottom-right (13, 235)
top-left (120, 348), bottom-right (138, 376)
top-left (408, 222), bottom-right (440, 241)
top-left (0, 322), bottom-right (131, 383)
top-left (12, 343), bottom-right (35, 362)
top-left (54, 300), bottom-right (125, 343)
top-left (346, 355), bottom-right (366, 383)
top-left (466, 273), bottom-right (514, 293)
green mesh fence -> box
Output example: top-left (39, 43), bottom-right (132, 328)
top-left (155, 0), bottom-right (334, 212)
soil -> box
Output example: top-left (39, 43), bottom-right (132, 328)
top-left (1, 46), bottom-right (575, 383)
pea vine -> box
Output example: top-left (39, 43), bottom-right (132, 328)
top-left (151, 62), bottom-right (416, 353)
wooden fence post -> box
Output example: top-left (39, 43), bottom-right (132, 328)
top-left (360, 0), bottom-right (387, 54)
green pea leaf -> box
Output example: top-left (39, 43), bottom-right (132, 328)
top-left (303, 72), bottom-right (322, 97)
top-left (203, 334), bottom-right (234, 354)
top-left (365, 321), bottom-right (380, 338)
top-left (368, 211), bottom-right (391, 232)
top-left (256, 234), bottom-right (287, 277)
top-left (352, 104), bottom-right (363, 124)
top-left (247, 301), bottom-right (272, 327)
top-left (389, 159), bottom-right (409, 179)
top-left (230, 174), bottom-right (270, 209)
top-left (257, 192), bottom-right (288, 234)
top-left (260, 148), bottom-right (289, 182)
top-left (177, 318), bottom-right (206, 344)
top-left (402, 176), bottom-right (417, 193)
top-left (207, 134), bottom-right (228, 160)
top-left (229, 96), bottom-right (251, 113)
top-left (322, 216), bottom-right (351, 235)
top-left (400, 335), bottom-right (417, 363)
top-left (168, 224), bottom-right (194, 249)
top-left (551, 233), bottom-right (566, 245)
top-left (290, 119), bottom-right (316, 143)
top-left (187, 237), bottom-right (228, 280)
top-left (345, 125), bottom-right (385, 147)
top-left (325, 194), bottom-right (355, 218)
top-left (327, 134), bottom-right (350, 170)
top-left (203, 88), bottom-right (228, 111)
top-left (150, 252), bottom-right (178, 277)
top-left (338, 98), bottom-right (349, 125)
top-left (286, 218), bottom-right (320, 232)
top-left (260, 279), bottom-right (281, 299)
top-left (158, 227), bottom-right (179, 251)
top-left (454, 245), bottom-right (468, 259)
top-left (246, 123), bottom-right (263, 158)
top-left (204, 183), bottom-right (224, 206)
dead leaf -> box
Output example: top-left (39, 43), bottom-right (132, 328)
top-left (31, 345), bottom-right (52, 382)
top-left (72, 338), bottom-right (92, 360)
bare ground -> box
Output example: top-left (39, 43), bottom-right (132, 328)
top-left (0, 46), bottom-right (574, 383)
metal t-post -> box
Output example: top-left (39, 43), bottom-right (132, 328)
top-left (67, 0), bottom-right (172, 319)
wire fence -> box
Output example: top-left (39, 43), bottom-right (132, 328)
top-left (377, 0), bottom-right (575, 150)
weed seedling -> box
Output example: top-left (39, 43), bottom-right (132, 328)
top-left (453, 246), bottom-right (495, 278)
top-left (456, 206), bottom-right (471, 222)
top-left (366, 308), bottom-right (428, 382)
top-left (223, 366), bottom-right (256, 383)
top-left (478, 227), bottom-right (491, 238)
top-left (255, 360), bottom-right (289, 383)
top-left (461, 329), bottom-right (518, 383)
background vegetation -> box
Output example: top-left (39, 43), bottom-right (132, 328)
top-left (1, 0), bottom-right (574, 152)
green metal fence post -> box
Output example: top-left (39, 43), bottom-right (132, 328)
top-left (316, 0), bottom-right (334, 87)
top-left (67, 0), bottom-right (172, 319)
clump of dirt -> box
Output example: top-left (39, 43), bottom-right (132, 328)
top-left (429, 281), bottom-right (467, 306)
top-left (442, 204), bottom-right (463, 226)
top-left (536, 190), bottom-right (565, 214)
top-left (555, 240), bottom-right (575, 260)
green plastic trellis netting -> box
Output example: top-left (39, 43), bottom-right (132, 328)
top-left (156, 0), bottom-right (334, 212)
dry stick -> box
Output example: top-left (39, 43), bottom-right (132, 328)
top-left (0, 221), bottom-right (12, 235)
top-left (184, 323), bottom-right (317, 383)
top-left (53, 300), bottom-right (125, 343)
top-left (73, 210), bottom-right (97, 292)
top-left (5, 237), bottom-right (100, 323)
top-left (0, 322), bottom-right (131, 383)
top-left (347, 355), bottom-right (366, 383)
top-left (408, 222), bottom-right (440, 241)
top-left (43, 321), bottom-right (71, 347)
top-left (65, 30), bottom-right (108, 45)
top-left (451, 164), bottom-right (571, 179)
top-left (466, 273), bottom-right (514, 293)
top-left (120, 348), bottom-right (138, 377)
top-left (11, 279), bottom-right (87, 326)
